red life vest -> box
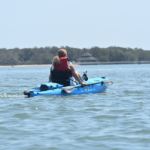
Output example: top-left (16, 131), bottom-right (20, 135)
top-left (54, 57), bottom-right (73, 77)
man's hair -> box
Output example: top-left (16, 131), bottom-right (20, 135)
top-left (58, 49), bottom-right (67, 58)
top-left (52, 56), bottom-right (61, 67)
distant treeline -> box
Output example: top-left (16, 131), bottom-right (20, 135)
top-left (0, 46), bottom-right (150, 65)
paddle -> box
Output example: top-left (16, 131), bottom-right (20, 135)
top-left (62, 80), bottom-right (113, 93)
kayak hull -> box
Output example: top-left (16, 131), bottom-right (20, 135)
top-left (25, 78), bottom-right (109, 97)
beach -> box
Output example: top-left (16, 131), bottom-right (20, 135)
top-left (0, 64), bottom-right (82, 68)
top-left (0, 64), bottom-right (52, 68)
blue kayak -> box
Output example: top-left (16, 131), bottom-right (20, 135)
top-left (24, 77), bottom-right (113, 97)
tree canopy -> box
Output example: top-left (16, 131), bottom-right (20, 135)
top-left (0, 46), bottom-right (150, 65)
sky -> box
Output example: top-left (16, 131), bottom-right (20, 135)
top-left (0, 0), bottom-right (150, 50)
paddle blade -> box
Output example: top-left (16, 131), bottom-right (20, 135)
top-left (103, 80), bottom-right (113, 85)
top-left (62, 86), bottom-right (75, 93)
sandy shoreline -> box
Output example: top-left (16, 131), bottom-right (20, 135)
top-left (0, 64), bottom-right (52, 68)
top-left (0, 64), bottom-right (80, 68)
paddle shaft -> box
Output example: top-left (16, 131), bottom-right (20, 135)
top-left (75, 80), bottom-right (111, 88)
top-left (62, 80), bottom-right (113, 93)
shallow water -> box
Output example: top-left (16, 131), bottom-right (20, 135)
top-left (0, 64), bottom-right (150, 150)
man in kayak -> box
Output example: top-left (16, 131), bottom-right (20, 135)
top-left (49, 49), bottom-right (87, 86)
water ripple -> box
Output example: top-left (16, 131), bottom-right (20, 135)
top-left (0, 65), bottom-right (150, 150)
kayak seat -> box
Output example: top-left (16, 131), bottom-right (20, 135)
top-left (51, 70), bottom-right (70, 86)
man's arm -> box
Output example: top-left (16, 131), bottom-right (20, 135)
top-left (69, 62), bottom-right (87, 85)
top-left (49, 67), bottom-right (52, 82)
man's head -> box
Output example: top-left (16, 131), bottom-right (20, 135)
top-left (58, 49), bottom-right (67, 58)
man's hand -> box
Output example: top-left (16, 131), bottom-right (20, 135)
top-left (81, 82), bottom-right (87, 86)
